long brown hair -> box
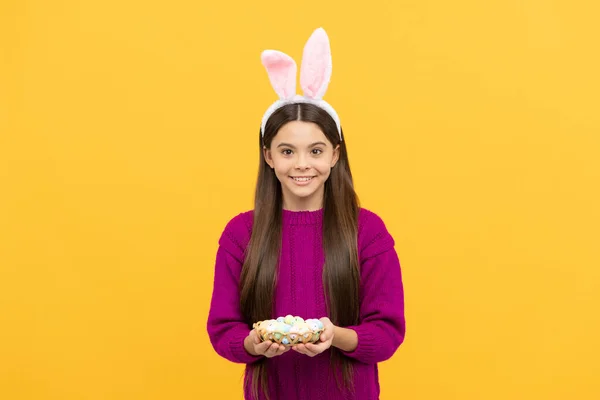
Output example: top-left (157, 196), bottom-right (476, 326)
top-left (239, 103), bottom-right (360, 400)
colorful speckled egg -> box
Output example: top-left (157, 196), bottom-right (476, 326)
top-left (305, 319), bottom-right (321, 332)
top-left (265, 320), bottom-right (278, 332)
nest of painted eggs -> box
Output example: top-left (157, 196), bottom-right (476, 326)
top-left (253, 315), bottom-right (325, 346)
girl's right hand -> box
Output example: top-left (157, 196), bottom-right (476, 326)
top-left (244, 329), bottom-right (290, 358)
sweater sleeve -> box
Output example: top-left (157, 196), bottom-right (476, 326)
top-left (206, 213), bottom-right (263, 364)
top-left (340, 210), bottom-right (406, 364)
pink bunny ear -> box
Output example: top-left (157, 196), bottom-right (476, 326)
top-left (261, 50), bottom-right (297, 100)
top-left (300, 28), bottom-right (332, 99)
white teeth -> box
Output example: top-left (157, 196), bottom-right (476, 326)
top-left (292, 177), bottom-right (313, 182)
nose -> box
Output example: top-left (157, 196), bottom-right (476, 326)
top-left (295, 154), bottom-right (310, 170)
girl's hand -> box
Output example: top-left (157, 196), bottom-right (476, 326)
top-left (244, 329), bottom-right (290, 358)
top-left (293, 317), bottom-right (335, 357)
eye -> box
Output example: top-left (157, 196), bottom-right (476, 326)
top-left (311, 148), bottom-right (323, 155)
top-left (281, 149), bottom-right (293, 155)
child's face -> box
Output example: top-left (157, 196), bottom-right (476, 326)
top-left (264, 121), bottom-right (340, 211)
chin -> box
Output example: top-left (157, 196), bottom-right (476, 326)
top-left (283, 182), bottom-right (323, 200)
top-left (297, 192), bottom-right (318, 200)
top-left (287, 187), bottom-right (318, 198)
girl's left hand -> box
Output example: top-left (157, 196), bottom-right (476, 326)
top-left (292, 317), bottom-right (335, 357)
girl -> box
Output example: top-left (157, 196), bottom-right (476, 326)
top-left (207, 28), bottom-right (405, 400)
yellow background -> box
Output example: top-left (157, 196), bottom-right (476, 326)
top-left (1, 0), bottom-right (599, 399)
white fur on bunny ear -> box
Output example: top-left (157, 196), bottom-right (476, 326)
top-left (300, 28), bottom-right (332, 99)
top-left (261, 50), bottom-right (297, 100)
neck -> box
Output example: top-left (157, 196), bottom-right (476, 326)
top-left (282, 189), bottom-right (324, 212)
top-left (283, 204), bottom-right (322, 212)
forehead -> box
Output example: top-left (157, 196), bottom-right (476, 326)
top-left (273, 121), bottom-right (330, 146)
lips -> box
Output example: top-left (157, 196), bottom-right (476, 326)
top-left (291, 176), bottom-right (315, 182)
top-left (289, 176), bottom-right (316, 186)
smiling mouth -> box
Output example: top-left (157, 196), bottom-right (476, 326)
top-left (290, 176), bottom-right (315, 182)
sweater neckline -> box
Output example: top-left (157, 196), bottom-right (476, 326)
top-left (281, 208), bottom-right (323, 225)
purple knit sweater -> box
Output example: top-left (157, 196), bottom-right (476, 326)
top-left (207, 208), bottom-right (405, 400)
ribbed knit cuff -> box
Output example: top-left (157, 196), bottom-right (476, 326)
top-left (229, 327), bottom-right (263, 364)
top-left (339, 325), bottom-right (380, 364)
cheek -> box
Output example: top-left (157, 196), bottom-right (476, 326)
top-left (272, 158), bottom-right (293, 175)
top-left (315, 159), bottom-right (333, 175)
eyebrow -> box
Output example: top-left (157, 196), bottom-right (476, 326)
top-left (276, 142), bottom-right (327, 148)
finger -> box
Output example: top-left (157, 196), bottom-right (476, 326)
top-left (292, 344), bottom-right (302, 354)
top-left (293, 344), bottom-right (309, 356)
top-left (271, 343), bottom-right (286, 357)
top-left (304, 343), bottom-right (320, 356)
top-left (264, 342), bottom-right (280, 357)
top-left (250, 330), bottom-right (261, 344)
top-left (255, 340), bottom-right (272, 354)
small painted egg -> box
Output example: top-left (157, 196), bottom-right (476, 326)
top-left (291, 321), bottom-right (302, 330)
top-left (306, 320), bottom-right (320, 331)
top-left (284, 315), bottom-right (295, 325)
top-left (266, 321), bottom-right (278, 332)
top-left (289, 325), bottom-right (299, 333)
top-left (282, 337), bottom-right (290, 345)
top-left (294, 316), bottom-right (304, 324)
top-left (277, 322), bottom-right (289, 332)
top-left (276, 317), bottom-right (285, 323)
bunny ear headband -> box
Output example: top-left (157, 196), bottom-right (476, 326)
top-left (260, 27), bottom-right (342, 140)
